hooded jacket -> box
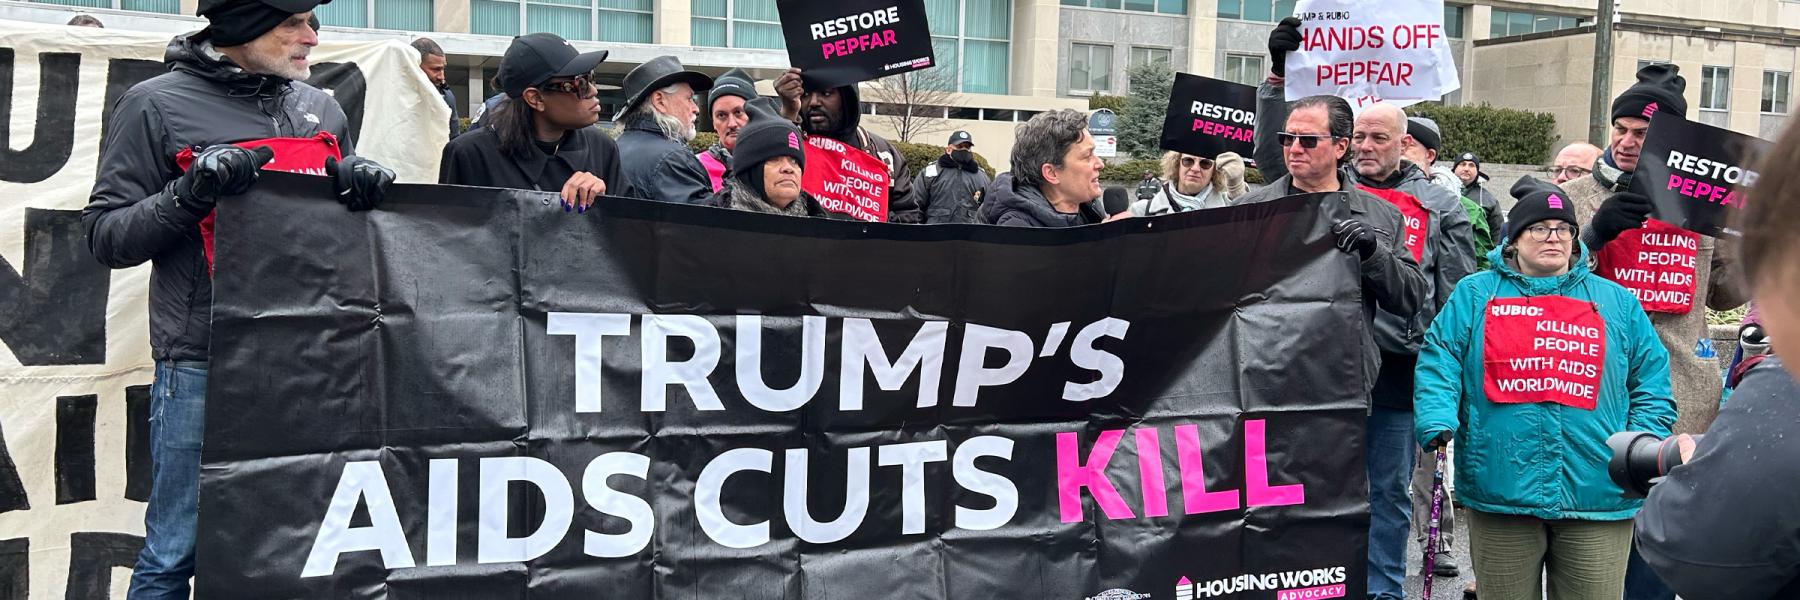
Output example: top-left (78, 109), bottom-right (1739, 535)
top-left (978, 173), bottom-right (1105, 228)
top-left (83, 31), bottom-right (352, 362)
top-left (1236, 170), bottom-right (1430, 393)
top-left (617, 114), bottom-right (713, 205)
top-left (807, 84), bottom-right (922, 222)
top-left (1462, 179), bottom-right (1505, 239)
top-left (1430, 164), bottom-right (1495, 267)
top-left (915, 153), bottom-right (990, 224)
top-left (1414, 243), bottom-right (1675, 521)
top-left (1563, 154), bottom-right (1750, 435)
top-left (438, 117), bottom-right (624, 195)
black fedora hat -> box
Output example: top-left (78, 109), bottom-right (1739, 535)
top-left (615, 56), bottom-right (713, 121)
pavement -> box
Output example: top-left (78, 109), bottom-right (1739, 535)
top-left (1402, 507), bottom-right (1478, 600)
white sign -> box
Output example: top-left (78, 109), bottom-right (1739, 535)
top-left (1094, 135), bottom-right (1119, 158)
top-left (1282, 0), bottom-right (1461, 110)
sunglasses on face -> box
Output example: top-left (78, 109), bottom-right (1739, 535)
top-left (1277, 132), bottom-right (1337, 149)
top-left (538, 75), bottom-right (597, 99)
top-left (1180, 156), bottom-right (1216, 170)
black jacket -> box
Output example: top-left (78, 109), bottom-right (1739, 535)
top-left (1461, 181), bottom-right (1506, 239)
top-left (616, 116), bottom-right (712, 205)
top-left (809, 84), bottom-right (922, 223)
top-left (442, 87), bottom-right (461, 140)
top-left (83, 31), bottom-right (352, 362)
top-left (1636, 358), bottom-right (1800, 600)
top-left (439, 122), bottom-right (623, 196)
top-left (915, 154), bottom-right (990, 224)
top-left (978, 173), bottom-right (1105, 228)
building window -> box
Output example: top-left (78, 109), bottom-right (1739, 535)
top-left (1443, 4), bottom-right (1466, 39)
top-left (29, 0), bottom-right (178, 13)
top-left (1130, 47), bottom-right (1172, 69)
top-left (914, 0), bottom-right (1012, 94)
top-left (1762, 70), bottom-right (1790, 114)
top-left (472, 0), bottom-right (651, 42)
top-left (1069, 43), bottom-right (1113, 93)
top-left (1702, 65), bottom-right (1731, 111)
top-left (1223, 53), bottom-right (1264, 86)
top-left (1062, 0), bottom-right (1186, 15)
top-left (316, 0), bottom-right (433, 30)
top-left (1489, 9), bottom-right (1580, 38)
top-left (1217, 0), bottom-right (1296, 22)
top-left (692, 0), bottom-right (784, 49)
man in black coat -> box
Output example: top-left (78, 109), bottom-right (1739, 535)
top-left (774, 68), bottom-right (922, 222)
top-left (914, 130), bottom-right (990, 224)
top-left (614, 56), bottom-right (714, 205)
top-left (439, 33), bottom-right (618, 210)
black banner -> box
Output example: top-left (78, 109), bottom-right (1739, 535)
top-left (1161, 73), bottom-right (1258, 159)
top-left (1628, 113), bottom-right (1768, 238)
top-left (197, 174), bottom-right (1370, 599)
top-left (778, 0), bottom-right (936, 89)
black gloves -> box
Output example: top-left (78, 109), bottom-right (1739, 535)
top-left (1589, 191), bottom-right (1652, 245)
top-left (327, 155), bottom-right (395, 212)
top-left (173, 145), bottom-right (275, 215)
top-left (1268, 17), bottom-right (1303, 77)
top-left (1333, 219), bottom-right (1378, 260)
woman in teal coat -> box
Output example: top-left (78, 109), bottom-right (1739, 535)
top-left (1413, 177), bottom-right (1675, 600)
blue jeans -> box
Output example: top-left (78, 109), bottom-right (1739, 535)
top-left (1366, 406), bottom-right (1416, 600)
top-left (1624, 542), bottom-right (1676, 600)
top-left (128, 360), bottom-right (207, 600)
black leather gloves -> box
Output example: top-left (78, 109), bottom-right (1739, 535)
top-left (174, 145), bottom-right (275, 215)
top-left (1589, 191), bottom-right (1653, 245)
top-left (327, 155), bottom-right (395, 212)
top-left (1269, 17), bottom-right (1303, 77)
top-left (1333, 218), bottom-right (1378, 260)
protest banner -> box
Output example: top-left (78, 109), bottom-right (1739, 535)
top-left (1161, 73), bottom-right (1257, 159)
top-left (0, 20), bottom-right (445, 597)
top-left (1284, 0), bottom-right (1460, 109)
top-left (1593, 219), bottom-right (1701, 314)
top-left (802, 135), bottom-right (891, 222)
top-left (1628, 113), bottom-right (1768, 239)
top-left (192, 175), bottom-right (1372, 598)
top-left (778, 0), bottom-right (936, 89)
top-left (1482, 296), bottom-right (1607, 411)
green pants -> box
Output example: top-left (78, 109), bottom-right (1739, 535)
top-left (1464, 510), bottom-right (1633, 600)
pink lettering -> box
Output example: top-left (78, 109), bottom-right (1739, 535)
top-left (1056, 430), bottom-right (1135, 522)
top-left (1134, 428), bottom-right (1169, 517)
top-left (1175, 424), bottom-right (1240, 514)
top-left (1245, 420), bottom-right (1305, 506)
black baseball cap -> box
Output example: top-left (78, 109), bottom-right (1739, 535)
top-left (948, 131), bottom-right (974, 147)
top-left (497, 33), bottom-right (609, 98)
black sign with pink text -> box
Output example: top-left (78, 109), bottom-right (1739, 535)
top-left (778, 0), bottom-right (937, 89)
top-left (1161, 73), bottom-right (1259, 159)
top-left (1628, 113), bottom-right (1768, 238)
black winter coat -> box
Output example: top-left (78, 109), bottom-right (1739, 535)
top-left (808, 84), bottom-right (922, 223)
top-left (616, 116), bottom-right (712, 205)
top-left (978, 173), bottom-right (1105, 228)
top-left (439, 122), bottom-right (623, 196)
top-left (915, 154), bottom-right (990, 224)
top-left (83, 31), bottom-right (352, 362)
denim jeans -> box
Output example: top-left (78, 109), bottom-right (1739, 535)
top-left (1366, 406), bottom-right (1417, 600)
top-left (128, 360), bottom-right (207, 600)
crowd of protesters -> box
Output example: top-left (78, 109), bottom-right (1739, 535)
top-left (73, 0), bottom-right (1791, 596)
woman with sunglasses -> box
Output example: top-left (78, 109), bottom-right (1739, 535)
top-left (1414, 177), bottom-right (1674, 600)
top-left (1128, 151), bottom-right (1247, 216)
top-left (439, 33), bottom-right (622, 211)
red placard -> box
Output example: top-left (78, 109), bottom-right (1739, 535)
top-left (1357, 185), bottom-right (1429, 263)
top-left (178, 132), bottom-right (344, 271)
top-left (1481, 295), bottom-right (1607, 410)
top-left (801, 135), bottom-right (889, 222)
top-left (1593, 218), bottom-right (1699, 314)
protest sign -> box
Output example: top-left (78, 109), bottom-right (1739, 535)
top-left (802, 135), bottom-right (891, 222)
top-left (1161, 73), bottom-right (1258, 159)
top-left (0, 20), bottom-right (445, 597)
top-left (1593, 219), bottom-right (1700, 314)
top-left (193, 177), bottom-right (1373, 598)
top-left (779, 0), bottom-right (936, 89)
top-left (1357, 187), bottom-right (1429, 263)
top-left (1628, 113), bottom-right (1767, 239)
top-left (1284, 0), bottom-right (1460, 109)
top-left (1482, 296), bottom-right (1607, 411)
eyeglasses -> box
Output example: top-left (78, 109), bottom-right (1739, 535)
top-left (1180, 156), bottom-right (1216, 170)
top-left (1277, 132), bottom-right (1338, 149)
top-left (1551, 166), bottom-right (1591, 178)
top-left (538, 75), bottom-right (597, 100)
top-left (1523, 224), bottom-right (1575, 242)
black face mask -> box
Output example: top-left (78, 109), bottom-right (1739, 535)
top-left (950, 149), bottom-right (974, 166)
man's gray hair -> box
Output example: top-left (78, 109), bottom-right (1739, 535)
top-left (1010, 109), bottom-right (1090, 190)
top-left (633, 83), bottom-right (696, 143)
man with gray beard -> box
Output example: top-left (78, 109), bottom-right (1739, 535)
top-left (616, 56), bottom-right (715, 205)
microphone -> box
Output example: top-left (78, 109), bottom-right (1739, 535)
top-left (1101, 186), bottom-right (1132, 216)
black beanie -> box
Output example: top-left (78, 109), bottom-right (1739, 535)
top-left (1504, 176), bottom-right (1580, 240)
top-left (1612, 63), bottom-right (1688, 122)
top-left (729, 99), bottom-right (806, 179)
top-left (709, 68), bottom-right (757, 109)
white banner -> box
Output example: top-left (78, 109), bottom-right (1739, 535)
top-left (0, 19), bottom-right (444, 598)
top-left (1282, 0), bottom-right (1460, 110)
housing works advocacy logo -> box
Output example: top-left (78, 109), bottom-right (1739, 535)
top-left (1087, 589), bottom-right (1152, 600)
top-left (1174, 566), bottom-right (1348, 600)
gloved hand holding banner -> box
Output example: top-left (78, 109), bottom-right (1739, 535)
top-left (1283, 0), bottom-right (1461, 109)
top-left (778, 0), bottom-right (937, 89)
top-left (1627, 113), bottom-right (1769, 238)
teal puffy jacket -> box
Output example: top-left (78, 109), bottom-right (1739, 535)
top-left (1414, 244), bottom-right (1675, 521)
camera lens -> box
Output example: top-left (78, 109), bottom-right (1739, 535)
top-left (1606, 432), bottom-right (1701, 498)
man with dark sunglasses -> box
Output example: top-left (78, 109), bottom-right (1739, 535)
top-left (439, 33), bottom-right (621, 211)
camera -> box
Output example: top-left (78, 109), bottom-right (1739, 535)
top-left (1607, 431), bottom-right (1703, 498)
